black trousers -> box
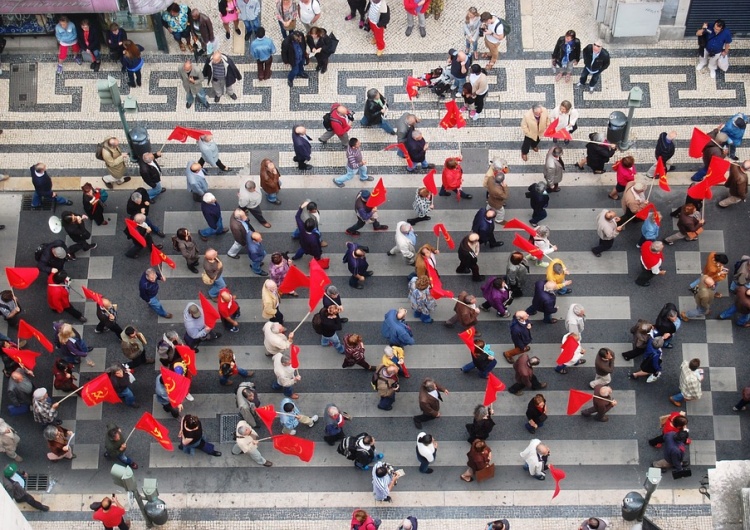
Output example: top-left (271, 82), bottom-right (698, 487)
top-left (508, 374), bottom-right (543, 394)
top-left (347, 0), bottom-right (366, 19)
top-left (63, 305), bottom-right (83, 320)
top-left (456, 249), bottom-right (480, 279)
top-left (199, 157), bottom-right (228, 171)
top-left (96, 319), bottom-right (124, 336)
top-left (269, 309), bottom-right (285, 326)
top-left (622, 346), bottom-right (645, 360)
top-left (244, 206), bottom-right (269, 225)
top-left (17, 492), bottom-right (47, 511)
top-left (413, 412), bottom-right (437, 424)
top-left (591, 238), bottom-right (614, 255)
top-left (635, 269), bottom-right (655, 286)
top-left (521, 136), bottom-right (541, 155)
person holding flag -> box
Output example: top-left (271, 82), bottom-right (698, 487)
top-left (461, 338), bottom-right (497, 379)
top-left (104, 423), bottom-right (138, 469)
top-left (439, 157), bottom-right (471, 199)
top-left (345, 190), bottom-right (389, 236)
top-left (483, 159), bottom-right (509, 221)
top-left (548, 100), bottom-right (578, 145)
top-left (107, 364), bottom-right (138, 408)
top-left (444, 291), bottom-right (481, 333)
top-left (580, 385), bottom-right (617, 422)
top-left (664, 203), bottom-right (703, 245)
top-left (178, 414), bottom-right (221, 457)
top-left (456, 233), bottom-right (483, 282)
top-left (719, 159), bottom-right (749, 208)
top-left (231, 420), bottom-right (273, 466)
top-left (554, 332), bottom-right (585, 374)
top-left (95, 298), bottom-right (123, 337)
top-left (47, 271), bottom-right (86, 323)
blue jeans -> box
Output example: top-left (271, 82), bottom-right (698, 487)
top-left (170, 28), bottom-right (191, 43)
top-left (251, 260), bottom-right (264, 275)
top-left (288, 58), bottom-right (305, 83)
top-left (265, 192), bottom-right (279, 204)
top-left (31, 192), bottom-right (68, 208)
top-left (335, 165), bottom-right (369, 184)
top-left (321, 333), bottom-right (345, 353)
top-left (691, 167), bottom-right (707, 182)
top-left (461, 359), bottom-right (497, 378)
top-left (686, 305), bottom-right (708, 319)
top-left (220, 367), bottom-right (249, 385)
top-left (147, 181), bottom-right (163, 200)
top-left (243, 18), bottom-right (260, 37)
top-left (452, 75), bottom-right (466, 92)
top-left (271, 381), bottom-right (295, 397)
top-left (720, 305), bottom-right (750, 325)
top-left (407, 160), bottom-right (429, 172)
top-left (465, 38), bottom-right (478, 54)
top-left (199, 217), bottom-right (224, 238)
top-left (115, 453), bottom-right (134, 466)
top-left (378, 395), bottom-right (395, 410)
top-left (416, 447), bottom-right (431, 473)
top-left (360, 116), bottom-right (396, 135)
top-left (186, 89), bottom-right (209, 108)
top-left (208, 275), bottom-right (226, 299)
top-left (671, 392), bottom-right (685, 402)
top-left (413, 310), bottom-right (433, 323)
top-left (147, 296), bottom-right (169, 317)
top-left (118, 388), bottom-right (136, 406)
top-left (145, 217), bottom-right (161, 234)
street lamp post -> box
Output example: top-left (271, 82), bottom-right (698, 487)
top-left (110, 464), bottom-right (153, 528)
top-left (619, 86), bottom-right (643, 151)
top-left (622, 467), bottom-right (663, 530)
top-left (97, 75), bottom-right (138, 155)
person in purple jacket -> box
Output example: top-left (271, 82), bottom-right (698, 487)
top-left (345, 190), bottom-right (388, 235)
top-left (480, 276), bottom-right (511, 317)
top-left (525, 279), bottom-right (558, 323)
top-left (292, 200), bottom-right (323, 260)
top-left (343, 242), bottom-right (371, 289)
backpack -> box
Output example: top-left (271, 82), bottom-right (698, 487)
top-left (311, 312), bottom-right (324, 335)
top-left (337, 435), bottom-right (357, 460)
top-left (172, 236), bottom-right (181, 252)
top-left (327, 32), bottom-right (339, 55)
top-left (95, 141), bottom-right (108, 161)
top-left (34, 243), bottom-right (46, 262)
top-left (734, 258), bottom-right (749, 276)
top-left (491, 15), bottom-right (511, 36)
top-left (322, 112), bottom-right (333, 131)
top-left (370, 369), bottom-right (380, 390)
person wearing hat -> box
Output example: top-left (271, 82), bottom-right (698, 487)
top-left (576, 40), bottom-right (610, 93)
top-left (0, 417), bottom-right (22, 462)
top-left (199, 193), bottom-right (228, 241)
top-left (618, 181), bottom-right (648, 227)
top-left (36, 239), bottom-right (70, 275)
top-left (44, 423), bottom-right (75, 460)
top-left (183, 302), bottom-right (221, 349)
top-left (721, 112), bottom-right (748, 161)
top-left (3, 463), bottom-right (49, 511)
top-left (345, 190), bottom-right (389, 235)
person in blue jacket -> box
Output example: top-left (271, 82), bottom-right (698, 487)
top-left (343, 242), bottom-right (371, 289)
top-left (721, 112), bottom-right (748, 160)
top-left (292, 125), bottom-right (313, 170)
top-left (381, 308), bottom-right (415, 347)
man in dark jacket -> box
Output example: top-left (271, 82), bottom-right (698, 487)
top-left (202, 51), bottom-right (241, 103)
top-left (292, 125), bottom-right (313, 170)
top-left (719, 159), bottom-right (749, 208)
top-left (138, 151), bottom-right (166, 200)
top-left (77, 18), bottom-right (102, 72)
top-left (576, 40), bottom-right (610, 93)
top-left (526, 279), bottom-right (558, 323)
top-left (504, 310), bottom-right (532, 363)
top-left (29, 164), bottom-right (72, 209)
top-left (127, 188), bottom-right (164, 237)
top-left (199, 193), bottom-right (228, 241)
top-left (125, 213), bottom-right (157, 259)
top-left (317, 304), bottom-right (345, 352)
top-left (345, 190), bottom-right (388, 235)
top-left (293, 201), bottom-right (323, 260)
top-left (2, 464), bottom-right (49, 511)
top-left (692, 128), bottom-right (729, 182)
top-left (471, 207), bottom-right (502, 248)
top-left (104, 423), bottom-right (138, 468)
top-left (654, 131), bottom-right (677, 172)
top-left (61, 211), bottom-right (96, 259)
top-left (361, 88), bottom-right (396, 135)
top-left (190, 8), bottom-right (215, 54)
top-left (405, 130), bottom-right (434, 172)
top-left (580, 385), bottom-right (616, 422)
top-left (227, 208), bottom-right (254, 259)
top-left (280, 31), bottom-right (306, 88)
top-left (343, 242), bottom-right (371, 289)
top-left (413, 377), bottom-right (448, 428)
top-left (37, 240), bottom-right (69, 274)
top-left (139, 267), bottom-right (172, 318)
top-left (652, 430), bottom-right (689, 473)
top-left (551, 30), bottom-right (581, 81)
top-left (508, 353), bottom-right (546, 395)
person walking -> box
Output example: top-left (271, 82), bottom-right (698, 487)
top-left (543, 147), bottom-right (565, 192)
top-left (508, 353), bottom-right (547, 395)
top-left (461, 338), bottom-right (497, 378)
top-left (104, 424), bottom-right (138, 469)
top-left (343, 334), bottom-right (375, 371)
top-left (345, 190), bottom-right (389, 235)
top-left (120, 40), bottom-right (144, 88)
top-left (669, 358), bottom-right (704, 407)
top-left (361, 88), bottom-right (396, 134)
top-left (334, 138), bottom-right (372, 187)
top-left (238, 180), bottom-right (271, 228)
top-left (527, 181), bottom-right (549, 227)
top-left (198, 134), bottom-right (230, 172)
top-left (524, 393), bottom-right (548, 433)
top-left (260, 158), bottom-right (283, 205)
top-left (61, 211), bottom-right (96, 259)
top-left (199, 193), bottom-right (228, 241)
top-left (504, 310), bottom-right (532, 363)
top-left (202, 249), bottom-right (227, 299)
top-left (413, 377), bottom-right (448, 429)
top-left (231, 421), bottom-right (273, 466)
top-left (456, 233), bottom-right (483, 282)
top-left (281, 30), bottom-right (307, 87)
top-left (388, 222), bottom-right (417, 265)
top-left (408, 275), bottom-right (437, 324)
top-left (590, 347), bottom-right (615, 388)
top-left (139, 267), bottom-right (172, 318)
top-left (178, 414), bottom-right (222, 456)
top-left (580, 385), bottom-right (617, 422)
top-left (415, 432), bottom-right (437, 474)
top-left (577, 40), bottom-right (610, 92)
top-left (680, 275), bottom-right (716, 321)
top-left (30, 163), bottom-right (72, 209)
top-left (320, 104), bottom-right (353, 147)
top-left (591, 209), bottom-right (622, 257)
top-left (92, 495), bottom-right (128, 529)
top-left (461, 439), bottom-right (491, 482)
top-left (520, 438), bottom-right (550, 480)
top-left (0, 418), bottom-right (23, 462)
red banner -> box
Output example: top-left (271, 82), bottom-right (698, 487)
top-left (199, 292), bottom-right (220, 329)
top-left (81, 373), bottom-right (122, 407)
top-left (5, 267), bottom-right (39, 289)
top-left (566, 389), bottom-right (593, 415)
top-left (135, 412), bottom-right (174, 451)
top-left (556, 334), bottom-right (580, 365)
top-left (688, 128), bottom-right (712, 158)
top-left (272, 434), bottom-right (315, 462)
top-left (634, 202), bottom-right (657, 221)
top-left (18, 319), bottom-right (53, 353)
top-left (422, 169), bottom-right (438, 195)
top-left (124, 218), bottom-right (147, 247)
top-left (512, 233), bottom-right (544, 260)
top-left (174, 345), bottom-right (198, 376)
top-left (2, 347), bottom-right (41, 371)
top-left (384, 143), bottom-right (413, 167)
top-left (425, 261), bottom-right (453, 299)
top-left (503, 218), bottom-right (538, 237)
top-left (549, 464), bottom-right (567, 499)
top-left (290, 344), bottom-right (300, 369)
top-left (406, 76), bottom-right (428, 100)
top-left (308, 258), bottom-right (331, 312)
top-left (150, 245), bottom-right (176, 269)
top-left (439, 99), bottom-right (466, 129)
top-left (543, 118), bottom-right (559, 138)
top-left (365, 178), bottom-right (388, 209)
top-left (483, 373), bottom-right (506, 406)
top-left (432, 223), bottom-right (455, 250)
top-left (278, 265), bottom-right (309, 294)
top-left (167, 125), bottom-right (211, 143)
top-left (256, 405), bottom-right (277, 433)
top-left (458, 327), bottom-right (476, 351)
top-left (82, 286), bottom-right (104, 305)
top-left (160, 366), bottom-right (191, 407)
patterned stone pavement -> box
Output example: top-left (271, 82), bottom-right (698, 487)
top-left (1, 0), bottom-right (749, 527)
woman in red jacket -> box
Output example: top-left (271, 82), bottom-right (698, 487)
top-left (350, 509), bottom-right (379, 530)
top-left (47, 271), bottom-right (87, 322)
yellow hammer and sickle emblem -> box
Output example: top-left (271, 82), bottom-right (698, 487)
top-left (165, 380), bottom-right (176, 393)
top-left (371, 188), bottom-right (380, 196)
top-left (93, 390), bottom-right (107, 400)
top-left (151, 428), bottom-right (163, 439)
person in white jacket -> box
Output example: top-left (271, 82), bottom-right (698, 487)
top-left (520, 438), bottom-right (549, 480)
top-left (388, 222), bottom-right (417, 265)
top-left (548, 100), bottom-right (579, 145)
top-left (272, 352), bottom-right (300, 399)
top-left (263, 321), bottom-right (293, 357)
top-left (416, 432), bottom-right (437, 474)
top-left (231, 420), bottom-right (273, 466)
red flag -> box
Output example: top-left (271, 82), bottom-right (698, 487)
top-left (432, 223), bottom-right (456, 250)
top-left (5, 268), bottom-right (39, 289)
top-left (384, 143), bottom-right (413, 167)
top-left (166, 125), bottom-right (211, 143)
top-left (542, 118), bottom-right (559, 138)
top-left (705, 156), bottom-right (730, 186)
top-left (2, 347), bottom-right (41, 371)
top-left (503, 218), bottom-right (537, 237)
top-left (406, 76), bottom-right (428, 100)
top-left (551, 128), bottom-right (572, 141)
top-left (81, 286), bottom-right (104, 305)
top-left (658, 175), bottom-right (671, 192)
top-left (556, 334), bottom-right (580, 365)
top-left (124, 218), bottom-right (147, 247)
top-left (512, 233), bottom-right (544, 260)
top-left (198, 292), bottom-right (221, 329)
top-left (458, 327), bottom-right (476, 351)
top-left (483, 373), bottom-right (506, 406)
top-left (18, 319), bottom-right (53, 353)
top-left (256, 404), bottom-right (277, 433)
top-left (174, 345), bottom-right (198, 376)
top-left (159, 366), bottom-right (191, 407)
top-left (150, 245), bottom-right (176, 269)
top-left (566, 389), bottom-right (594, 415)
top-left (81, 373), bottom-right (122, 406)
top-left (308, 258), bottom-right (331, 312)
top-left (687, 181), bottom-right (714, 201)
top-left (654, 157), bottom-right (670, 192)
top-left (272, 434), bottom-right (315, 462)
top-left (439, 100), bottom-right (466, 129)
top-left (634, 202), bottom-right (657, 221)
top-left (688, 128), bottom-right (712, 158)
top-left (278, 265), bottom-right (309, 294)
top-left (135, 412), bottom-right (174, 451)
top-left (424, 261), bottom-right (454, 299)
top-left (422, 169), bottom-right (438, 195)
top-left (290, 344), bottom-right (300, 369)
top-left (365, 178), bottom-right (388, 208)
top-left (549, 464), bottom-right (567, 499)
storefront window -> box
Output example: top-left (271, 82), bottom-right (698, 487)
top-left (0, 14), bottom-right (56, 35)
top-left (104, 11), bottom-right (153, 32)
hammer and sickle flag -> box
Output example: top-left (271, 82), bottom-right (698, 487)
top-left (432, 223), bottom-right (455, 250)
top-left (160, 366), bottom-right (191, 407)
top-left (18, 319), bottom-right (54, 353)
top-left (150, 245), bottom-right (176, 269)
top-left (272, 434), bottom-right (315, 462)
top-left (2, 347), bottom-right (41, 371)
top-left (308, 258), bottom-right (331, 312)
top-left (458, 326), bottom-right (476, 351)
top-left (135, 411), bottom-right (174, 451)
top-left (365, 178), bottom-right (388, 208)
top-left (174, 345), bottom-right (198, 376)
top-left (81, 373), bottom-right (122, 407)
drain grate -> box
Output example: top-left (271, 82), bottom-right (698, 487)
top-left (220, 413), bottom-right (240, 443)
top-left (9, 63), bottom-right (38, 111)
top-left (25, 474), bottom-right (50, 491)
top-left (21, 194), bottom-right (53, 211)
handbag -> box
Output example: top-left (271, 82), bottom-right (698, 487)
top-left (99, 189), bottom-right (109, 202)
top-left (202, 271), bottom-right (215, 285)
top-left (687, 227), bottom-right (704, 239)
top-left (476, 462), bottom-right (495, 482)
top-left (717, 54), bottom-right (729, 72)
top-left (328, 32), bottom-right (339, 55)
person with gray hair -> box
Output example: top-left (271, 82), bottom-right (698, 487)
top-left (231, 420), bottom-right (273, 466)
top-left (126, 187), bottom-right (164, 237)
top-left (398, 516), bottom-right (419, 530)
top-left (272, 352), bottom-right (301, 399)
top-left (236, 382), bottom-right (260, 426)
top-left (238, 179), bottom-right (271, 227)
top-left (520, 104), bottom-right (550, 161)
top-left (361, 88), bottom-right (396, 134)
top-left (526, 279), bottom-right (559, 324)
top-left (635, 240), bottom-right (666, 287)
top-left (178, 59), bottom-right (209, 110)
top-left (125, 212), bottom-right (157, 259)
top-left (186, 161), bottom-right (209, 202)
top-left (576, 132), bottom-right (616, 174)
top-left (591, 209), bottom-right (621, 257)
top-left (581, 385), bottom-right (616, 422)
top-left (565, 304), bottom-right (585, 336)
top-left (198, 134), bottom-right (229, 172)
top-left (405, 130), bottom-right (435, 172)
top-left (183, 302), bottom-right (221, 349)
top-left (543, 146), bottom-right (565, 192)
top-left (263, 321), bottom-right (294, 356)
top-left (527, 181), bottom-right (549, 226)
top-left (388, 221), bottom-right (417, 265)
top-left (138, 150), bottom-right (167, 199)
top-left (484, 159), bottom-right (509, 223)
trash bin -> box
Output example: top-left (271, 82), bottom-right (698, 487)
top-left (145, 498), bottom-right (169, 525)
top-left (607, 111), bottom-right (628, 145)
top-left (129, 126), bottom-right (151, 161)
top-left (622, 491), bottom-right (645, 521)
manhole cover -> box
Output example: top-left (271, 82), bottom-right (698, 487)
top-left (25, 474), bottom-right (49, 491)
top-left (21, 194), bottom-right (53, 211)
top-left (9, 63), bottom-right (38, 111)
top-left (220, 413), bottom-right (240, 443)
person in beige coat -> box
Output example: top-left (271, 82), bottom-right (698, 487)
top-left (263, 321), bottom-right (293, 356)
top-left (100, 137), bottom-right (132, 189)
top-left (619, 181), bottom-right (648, 226)
top-left (120, 325), bottom-right (154, 368)
top-left (261, 279), bottom-right (283, 324)
top-left (520, 104), bottom-right (550, 161)
top-left (0, 417), bottom-right (22, 462)
top-left (543, 147), bottom-right (564, 191)
top-left (484, 159), bottom-right (509, 224)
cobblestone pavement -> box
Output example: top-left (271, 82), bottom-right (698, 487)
top-left (2, 0), bottom-right (750, 527)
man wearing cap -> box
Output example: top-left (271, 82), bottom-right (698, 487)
top-left (346, 190), bottom-right (389, 235)
top-left (3, 463), bottom-right (49, 511)
top-left (576, 40), bottom-right (610, 93)
top-left (37, 240), bottom-right (69, 275)
top-left (0, 417), bottom-right (22, 462)
top-left (32, 387), bottom-right (61, 425)
top-left (388, 222), bottom-right (417, 265)
top-left (619, 181), bottom-right (648, 226)
top-left (696, 19), bottom-right (732, 79)
top-left (484, 159), bottom-right (509, 223)
top-left (652, 131), bottom-right (678, 174)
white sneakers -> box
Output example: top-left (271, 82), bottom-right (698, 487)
top-left (185, 393), bottom-right (194, 402)
top-left (696, 63), bottom-right (705, 71)
top-left (710, 70), bottom-right (716, 79)
top-left (310, 414), bottom-right (319, 425)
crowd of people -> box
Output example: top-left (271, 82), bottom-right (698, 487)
top-left (3, 3), bottom-right (746, 529)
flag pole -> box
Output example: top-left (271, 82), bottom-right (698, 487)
top-left (617, 214), bottom-right (640, 229)
top-left (55, 385), bottom-right (85, 404)
top-left (646, 175), bottom-right (658, 203)
top-left (158, 142), bottom-right (168, 153)
top-left (592, 395), bottom-right (615, 404)
top-left (324, 293), bottom-right (342, 308)
top-left (450, 297), bottom-right (474, 309)
top-left (124, 426), bottom-right (138, 445)
top-left (290, 311), bottom-right (312, 335)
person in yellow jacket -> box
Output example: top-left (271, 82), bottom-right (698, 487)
top-left (381, 345), bottom-right (410, 378)
top-left (546, 258), bottom-right (572, 295)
